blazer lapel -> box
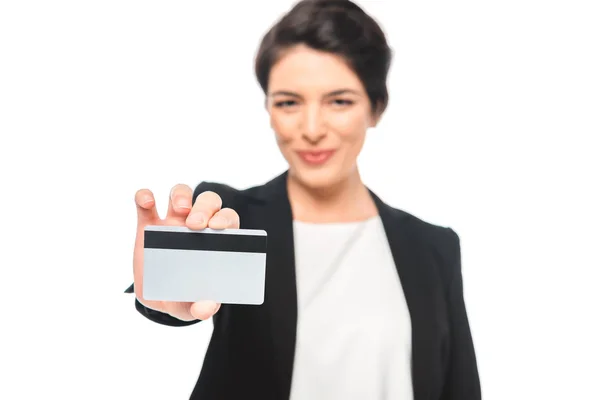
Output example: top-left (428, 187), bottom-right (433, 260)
top-left (251, 171), bottom-right (298, 400)
top-left (370, 190), bottom-right (436, 400)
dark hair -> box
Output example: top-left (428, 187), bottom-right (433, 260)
top-left (255, 0), bottom-right (392, 114)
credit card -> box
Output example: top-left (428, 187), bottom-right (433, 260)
top-left (142, 225), bottom-right (267, 305)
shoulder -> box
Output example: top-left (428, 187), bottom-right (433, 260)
top-left (386, 204), bottom-right (462, 283)
top-left (402, 208), bottom-right (459, 258)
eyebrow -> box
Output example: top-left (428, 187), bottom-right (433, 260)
top-left (269, 89), bottom-right (361, 98)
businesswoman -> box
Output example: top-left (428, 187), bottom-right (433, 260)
top-left (125, 0), bottom-right (481, 399)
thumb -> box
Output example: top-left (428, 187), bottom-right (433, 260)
top-left (190, 301), bottom-right (221, 321)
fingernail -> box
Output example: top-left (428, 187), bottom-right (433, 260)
top-left (189, 212), bottom-right (206, 225)
top-left (210, 215), bottom-right (228, 226)
top-left (142, 196), bottom-right (153, 205)
top-left (175, 196), bottom-right (190, 209)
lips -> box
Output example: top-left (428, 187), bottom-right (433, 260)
top-left (296, 149), bottom-right (336, 165)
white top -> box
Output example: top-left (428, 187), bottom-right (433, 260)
top-left (288, 216), bottom-right (414, 400)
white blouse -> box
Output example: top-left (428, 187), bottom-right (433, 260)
top-left (288, 216), bottom-right (414, 400)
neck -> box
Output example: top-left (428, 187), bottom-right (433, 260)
top-left (287, 167), bottom-right (379, 223)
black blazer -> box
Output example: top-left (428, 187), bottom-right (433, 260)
top-left (125, 170), bottom-right (481, 400)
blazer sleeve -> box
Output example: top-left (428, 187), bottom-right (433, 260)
top-left (122, 181), bottom-right (213, 327)
top-left (441, 228), bottom-right (482, 399)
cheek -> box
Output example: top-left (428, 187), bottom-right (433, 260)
top-left (328, 110), bottom-right (369, 142)
top-left (270, 112), bottom-right (297, 144)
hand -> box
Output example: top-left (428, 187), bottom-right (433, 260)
top-left (132, 184), bottom-right (240, 321)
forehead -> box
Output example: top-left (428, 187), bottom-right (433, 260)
top-left (268, 45), bottom-right (364, 93)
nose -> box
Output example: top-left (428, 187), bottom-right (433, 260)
top-left (301, 105), bottom-right (326, 144)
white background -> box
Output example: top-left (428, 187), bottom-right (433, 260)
top-left (1, 0), bottom-right (599, 399)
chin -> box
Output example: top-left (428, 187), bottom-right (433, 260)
top-left (290, 165), bottom-right (346, 190)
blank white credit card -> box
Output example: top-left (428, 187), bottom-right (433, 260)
top-left (142, 225), bottom-right (267, 305)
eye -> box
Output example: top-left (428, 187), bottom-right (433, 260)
top-left (332, 99), bottom-right (354, 106)
top-left (274, 100), bottom-right (297, 108)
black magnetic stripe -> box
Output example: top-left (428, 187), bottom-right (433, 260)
top-left (144, 230), bottom-right (267, 253)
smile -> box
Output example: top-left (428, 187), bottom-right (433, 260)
top-left (295, 150), bottom-right (336, 165)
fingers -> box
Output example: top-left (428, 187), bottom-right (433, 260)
top-left (207, 208), bottom-right (240, 229)
top-left (162, 300), bottom-right (220, 321)
top-left (166, 184), bottom-right (193, 219)
top-left (186, 191), bottom-right (223, 230)
top-left (190, 301), bottom-right (221, 321)
top-left (135, 189), bottom-right (159, 226)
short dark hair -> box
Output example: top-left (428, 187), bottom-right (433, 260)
top-left (255, 0), bottom-right (392, 114)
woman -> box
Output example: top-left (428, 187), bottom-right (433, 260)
top-left (125, 0), bottom-right (481, 399)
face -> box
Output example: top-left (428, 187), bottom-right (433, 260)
top-left (266, 44), bottom-right (380, 190)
